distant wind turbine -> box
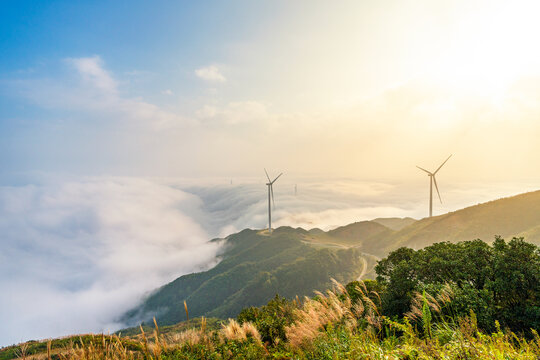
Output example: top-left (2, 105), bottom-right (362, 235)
top-left (264, 169), bottom-right (283, 234)
top-left (416, 155), bottom-right (452, 218)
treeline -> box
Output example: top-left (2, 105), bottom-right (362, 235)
top-left (375, 236), bottom-right (540, 333)
top-left (237, 236), bottom-right (539, 344)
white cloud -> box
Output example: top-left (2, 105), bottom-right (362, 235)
top-left (7, 55), bottom-right (540, 180)
top-left (13, 56), bottom-right (191, 130)
top-left (178, 179), bottom-right (423, 236)
top-left (0, 178), bottom-right (222, 345)
top-left (195, 65), bottom-right (226, 83)
top-left (66, 56), bottom-right (117, 93)
top-left (196, 101), bottom-right (269, 124)
top-left (196, 105), bottom-right (218, 119)
top-left (161, 89), bottom-right (173, 95)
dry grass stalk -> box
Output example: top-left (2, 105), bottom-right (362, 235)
top-left (152, 317), bottom-right (167, 353)
top-left (152, 318), bottom-right (160, 340)
top-left (220, 319), bottom-right (261, 343)
top-left (175, 329), bottom-right (201, 347)
top-left (200, 316), bottom-right (207, 334)
top-left (370, 290), bottom-right (382, 308)
top-left (184, 301), bottom-right (189, 321)
top-left (437, 283), bottom-right (455, 305)
top-left (330, 278), bottom-right (347, 295)
top-left (15, 343), bottom-right (28, 360)
top-left (356, 280), bottom-right (368, 295)
top-left (286, 287), bottom-right (355, 348)
top-left (405, 290), bottom-right (444, 322)
top-left (286, 280), bottom-right (386, 348)
top-left (352, 301), bottom-right (364, 317)
top-left (139, 325), bottom-right (150, 359)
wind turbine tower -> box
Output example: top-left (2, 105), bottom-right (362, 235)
top-left (416, 155), bottom-right (452, 218)
top-left (265, 169), bottom-right (283, 234)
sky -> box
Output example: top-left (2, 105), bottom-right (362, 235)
top-left (2, 0), bottom-right (540, 180)
top-left (2, 0), bottom-right (540, 346)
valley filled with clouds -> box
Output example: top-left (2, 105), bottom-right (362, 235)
top-left (1, 175), bottom-right (536, 345)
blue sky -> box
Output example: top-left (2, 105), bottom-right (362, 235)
top-left (1, 1), bottom-right (308, 177)
top-left (2, 0), bottom-right (540, 179)
top-left (0, 0), bottom-right (296, 109)
top-left (2, 1), bottom-right (246, 70)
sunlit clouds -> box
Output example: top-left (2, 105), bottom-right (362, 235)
top-left (195, 65), bottom-right (226, 83)
top-left (3, 1), bottom-right (540, 180)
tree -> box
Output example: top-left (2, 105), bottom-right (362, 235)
top-left (375, 237), bottom-right (540, 334)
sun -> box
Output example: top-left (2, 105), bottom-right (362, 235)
top-left (426, 1), bottom-right (540, 101)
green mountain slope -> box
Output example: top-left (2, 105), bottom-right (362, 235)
top-left (371, 217), bottom-right (417, 231)
top-left (123, 227), bottom-right (377, 326)
top-left (124, 189), bottom-right (540, 327)
top-left (318, 220), bottom-right (396, 255)
top-left (300, 220), bottom-right (395, 252)
top-left (327, 221), bottom-right (389, 245)
top-left (372, 190), bottom-right (540, 253)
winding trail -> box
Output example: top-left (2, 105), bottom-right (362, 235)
top-left (356, 257), bottom-right (368, 280)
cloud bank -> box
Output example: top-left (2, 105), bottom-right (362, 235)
top-left (0, 178), bottom-right (221, 345)
top-left (1, 175), bottom-right (537, 346)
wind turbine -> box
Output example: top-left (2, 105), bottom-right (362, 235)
top-left (416, 155), bottom-right (452, 218)
top-left (264, 169), bottom-right (283, 234)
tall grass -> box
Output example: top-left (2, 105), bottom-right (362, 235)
top-left (6, 283), bottom-right (539, 360)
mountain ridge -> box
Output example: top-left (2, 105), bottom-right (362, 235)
top-left (375, 189), bottom-right (540, 253)
top-left (122, 227), bottom-right (377, 327)
top-left (124, 188), bottom-right (540, 327)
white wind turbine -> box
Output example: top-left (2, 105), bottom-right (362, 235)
top-left (416, 155), bottom-right (452, 218)
top-left (264, 169), bottom-right (283, 234)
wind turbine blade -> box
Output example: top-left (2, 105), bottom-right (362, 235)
top-left (433, 176), bottom-right (442, 203)
top-left (271, 185), bottom-right (275, 207)
top-left (434, 154), bottom-right (452, 175)
top-left (271, 172), bottom-right (283, 184)
top-left (416, 166), bottom-right (432, 175)
top-left (264, 168), bottom-right (271, 182)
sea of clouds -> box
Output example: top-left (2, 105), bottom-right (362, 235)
top-left (0, 175), bottom-right (536, 346)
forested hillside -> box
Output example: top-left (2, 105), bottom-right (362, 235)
top-left (122, 227), bottom-right (377, 326)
